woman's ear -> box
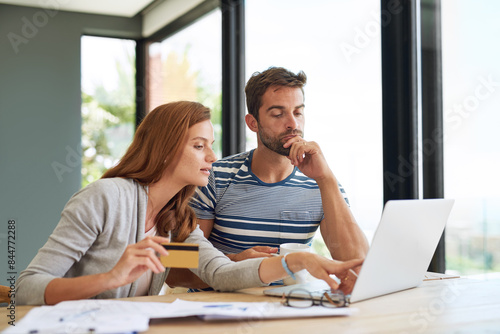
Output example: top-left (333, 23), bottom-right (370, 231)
top-left (245, 114), bottom-right (259, 133)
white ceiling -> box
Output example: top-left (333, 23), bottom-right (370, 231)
top-left (0, 0), bottom-right (158, 17)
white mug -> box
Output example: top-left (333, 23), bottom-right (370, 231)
top-left (279, 243), bottom-right (311, 285)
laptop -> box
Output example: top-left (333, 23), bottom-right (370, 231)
top-left (264, 198), bottom-right (455, 304)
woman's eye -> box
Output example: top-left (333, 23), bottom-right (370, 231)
top-left (194, 145), bottom-right (204, 150)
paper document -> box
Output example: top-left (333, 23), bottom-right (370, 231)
top-left (5, 298), bottom-right (355, 333)
top-left (165, 299), bottom-right (356, 321)
top-left (3, 299), bottom-right (153, 334)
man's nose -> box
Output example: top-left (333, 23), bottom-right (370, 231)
top-left (285, 114), bottom-right (300, 129)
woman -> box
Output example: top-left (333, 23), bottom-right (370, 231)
top-left (16, 101), bottom-right (362, 305)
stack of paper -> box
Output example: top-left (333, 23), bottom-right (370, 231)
top-left (5, 298), bottom-right (356, 333)
top-left (166, 299), bottom-right (356, 321)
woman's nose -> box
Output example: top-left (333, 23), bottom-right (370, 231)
top-left (207, 147), bottom-right (217, 162)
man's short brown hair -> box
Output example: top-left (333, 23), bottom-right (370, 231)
top-left (245, 67), bottom-right (307, 121)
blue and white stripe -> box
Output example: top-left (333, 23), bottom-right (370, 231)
top-left (190, 150), bottom-right (349, 254)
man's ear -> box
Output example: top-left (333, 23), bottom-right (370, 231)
top-left (245, 114), bottom-right (259, 133)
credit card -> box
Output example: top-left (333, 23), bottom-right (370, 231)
top-left (160, 243), bottom-right (199, 268)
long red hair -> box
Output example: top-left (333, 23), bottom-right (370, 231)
top-left (102, 101), bottom-right (211, 241)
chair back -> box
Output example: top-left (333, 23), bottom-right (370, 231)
top-left (0, 285), bottom-right (11, 304)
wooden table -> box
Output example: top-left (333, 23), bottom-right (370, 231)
top-left (2, 277), bottom-right (500, 333)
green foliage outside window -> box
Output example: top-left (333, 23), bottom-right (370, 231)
top-left (82, 42), bottom-right (222, 188)
top-left (81, 51), bottom-right (135, 188)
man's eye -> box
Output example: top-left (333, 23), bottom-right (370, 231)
top-left (273, 114), bottom-right (282, 118)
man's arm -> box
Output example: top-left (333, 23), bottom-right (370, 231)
top-left (198, 218), bottom-right (214, 238)
top-left (317, 176), bottom-right (369, 261)
top-left (198, 219), bottom-right (277, 261)
top-left (165, 268), bottom-right (210, 289)
top-left (284, 138), bottom-right (369, 261)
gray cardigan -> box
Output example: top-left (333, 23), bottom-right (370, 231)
top-left (16, 178), bottom-right (265, 305)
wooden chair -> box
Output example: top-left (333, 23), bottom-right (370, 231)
top-left (0, 285), bottom-right (11, 304)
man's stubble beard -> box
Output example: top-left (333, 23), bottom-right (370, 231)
top-left (258, 128), bottom-right (303, 157)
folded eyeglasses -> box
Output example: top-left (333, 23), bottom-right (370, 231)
top-left (281, 288), bottom-right (349, 308)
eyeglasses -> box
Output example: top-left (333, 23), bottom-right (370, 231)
top-left (281, 289), bottom-right (348, 308)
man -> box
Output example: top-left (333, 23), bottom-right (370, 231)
top-left (166, 67), bottom-right (368, 289)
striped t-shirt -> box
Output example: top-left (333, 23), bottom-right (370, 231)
top-left (190, 150), bottom-right (349, 254)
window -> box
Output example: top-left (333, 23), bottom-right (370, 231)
top-left (442, 1), bottom-right (500, 275)
top-left (81, 36), bottom-right (136, 187)
top-left (246, 0), bottom-right (383, 255)
top-left (147, 9), bottom-right (223, 158)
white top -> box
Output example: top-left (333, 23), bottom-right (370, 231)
top-left (134, 225), bottom-right (157, 296)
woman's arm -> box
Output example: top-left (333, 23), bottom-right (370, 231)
top-left (44, 274), bottom-right (115, 305)
top-left (17, 179), bottom-right (167, 305)
top-left (44, 236), bottom-right (169, 305)
top-left (187, 227), bottom-right (363, 293)
top-left (259, 252), bottom-right (363, 291)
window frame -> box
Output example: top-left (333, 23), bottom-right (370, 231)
top-left (138, 0), bottom-right (246, 157)
top-left (381, 0), bottom-right (445, 272)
